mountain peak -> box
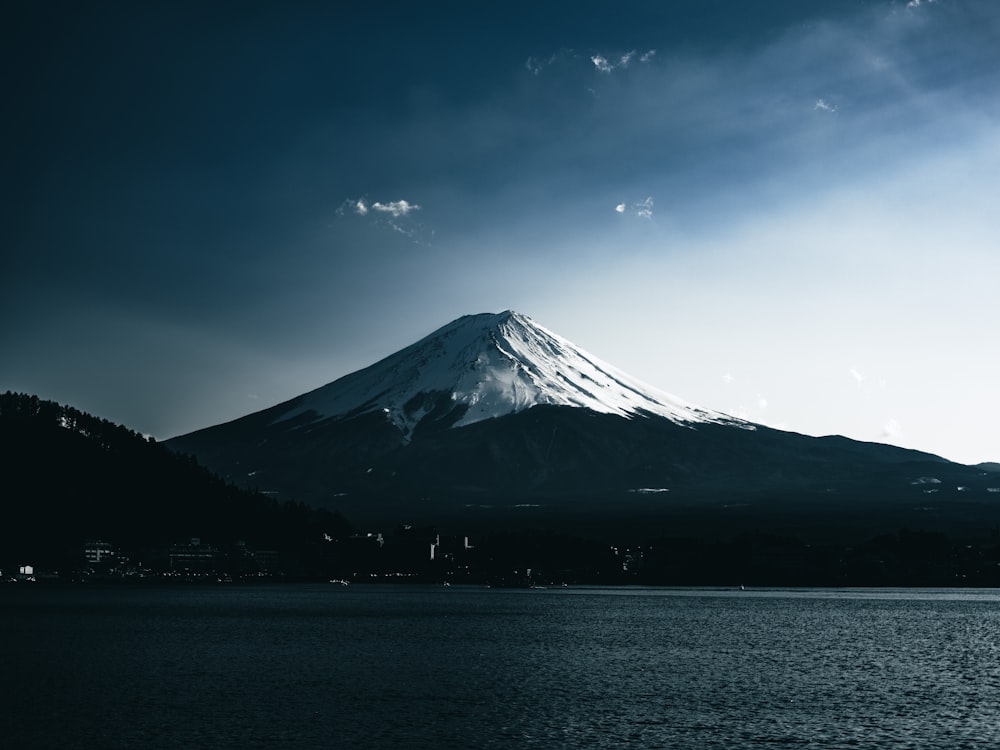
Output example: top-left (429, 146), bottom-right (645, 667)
top-left (166, 313), bottom-right (987, 533)
top-left (273, 311), bottom-right (743, 439)
top-left (448, 309), bottom-right (521, 330)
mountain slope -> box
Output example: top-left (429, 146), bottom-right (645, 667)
top-left (269, 311), bottom-right (745, 440)
top-left (167, 312), bottom-right (996, 538)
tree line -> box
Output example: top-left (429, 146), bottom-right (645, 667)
top-left (0, 392), bottom-right (351, 570)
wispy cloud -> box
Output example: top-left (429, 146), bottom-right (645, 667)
top-left (591, 49), bottom-right (655, 74)
top-left (528, 48), bottom-right (656, 79)
top-left (338, 197), bottom-right (427, 242)
top-left (371, 199), bottom-right (420, 217)
top-left (591, 54), bottom-right (614, 73)
top-left (340, 197), bottom-right (420, 218)
top-left (615, 196), bottom-right (654, 218)
top-left (525, 54), bottom-right (558, 76)
top-left (814, 98), bottom-right (837, 113)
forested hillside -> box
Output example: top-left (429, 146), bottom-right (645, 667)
top-left (0, 392), bottom-right (352, 569)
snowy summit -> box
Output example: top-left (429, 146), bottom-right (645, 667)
top-left (277, 311), bottom-right (742, 439)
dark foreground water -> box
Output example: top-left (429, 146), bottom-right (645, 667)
top-left (3, 585), bottom-right (1000, 749)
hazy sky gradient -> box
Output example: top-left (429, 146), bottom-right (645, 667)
top-left (3, 1), bottom-right (998, 464)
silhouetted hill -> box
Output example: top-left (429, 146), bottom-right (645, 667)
top-left (0, 392), bottom-right (351, 569)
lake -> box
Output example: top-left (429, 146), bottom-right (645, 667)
top-left (2, 584), bottom-right (999, 748)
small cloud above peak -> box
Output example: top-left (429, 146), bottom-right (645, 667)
top-left (591, 49), bottom-right (655, 74)
top-left (525, 54), bottom-right (558, 76)
top-left (372, 200), bottom-right (420, 217)
top-left (338, 196), bottom-right (428, 243)
top-left (636, 196), bottom-right (654, 219)
top-left (527, 47), bottom-right (656, 80)
top-left (340, 196), bottom-right (420, 217)
top-left (591, 54), bottom-right (613, 73)
top-left (616, 196), bottom-right (655, 219)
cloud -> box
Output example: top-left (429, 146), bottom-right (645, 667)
top-left (371, 199), bottom-right (420, 217)
top-left (849, 367), bottom-right (864, 386)
top-left (340, 197), bottom-right (420, 218)
top-left (591, 55), bottom-right (613, 73)
top-left (635, 196), bottom-right (654, 219)
top-left (616, 197), bottom-right (654, 218)
top-left (338, 196), bottom-right (428, 242)
top-left (814, 98), bottom-right (837, 113)
top-left (525, 54), bottom-right (557, 76)
top-left (907, 0), bottom-right (936, 7)
top-left (590, 49), bottom-right (654, 74)
top-left (338, 197), bottom-right (374, 217)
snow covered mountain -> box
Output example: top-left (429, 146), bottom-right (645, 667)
top-left (167, 311), bottom-right (990, 538)
top-left (274, 310), bottom-right (745, 440)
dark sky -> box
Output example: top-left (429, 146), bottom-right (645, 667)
top-left (3, 0), bottom-right (998, 464)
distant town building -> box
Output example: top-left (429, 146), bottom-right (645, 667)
top-left (84, 540), bottom-right (116, 565)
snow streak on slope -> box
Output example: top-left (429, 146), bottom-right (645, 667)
top-left (276, 311), bottom-right (746, 439)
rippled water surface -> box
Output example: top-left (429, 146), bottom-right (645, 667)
top-left (4, 585), bottom-right (1000, 748)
